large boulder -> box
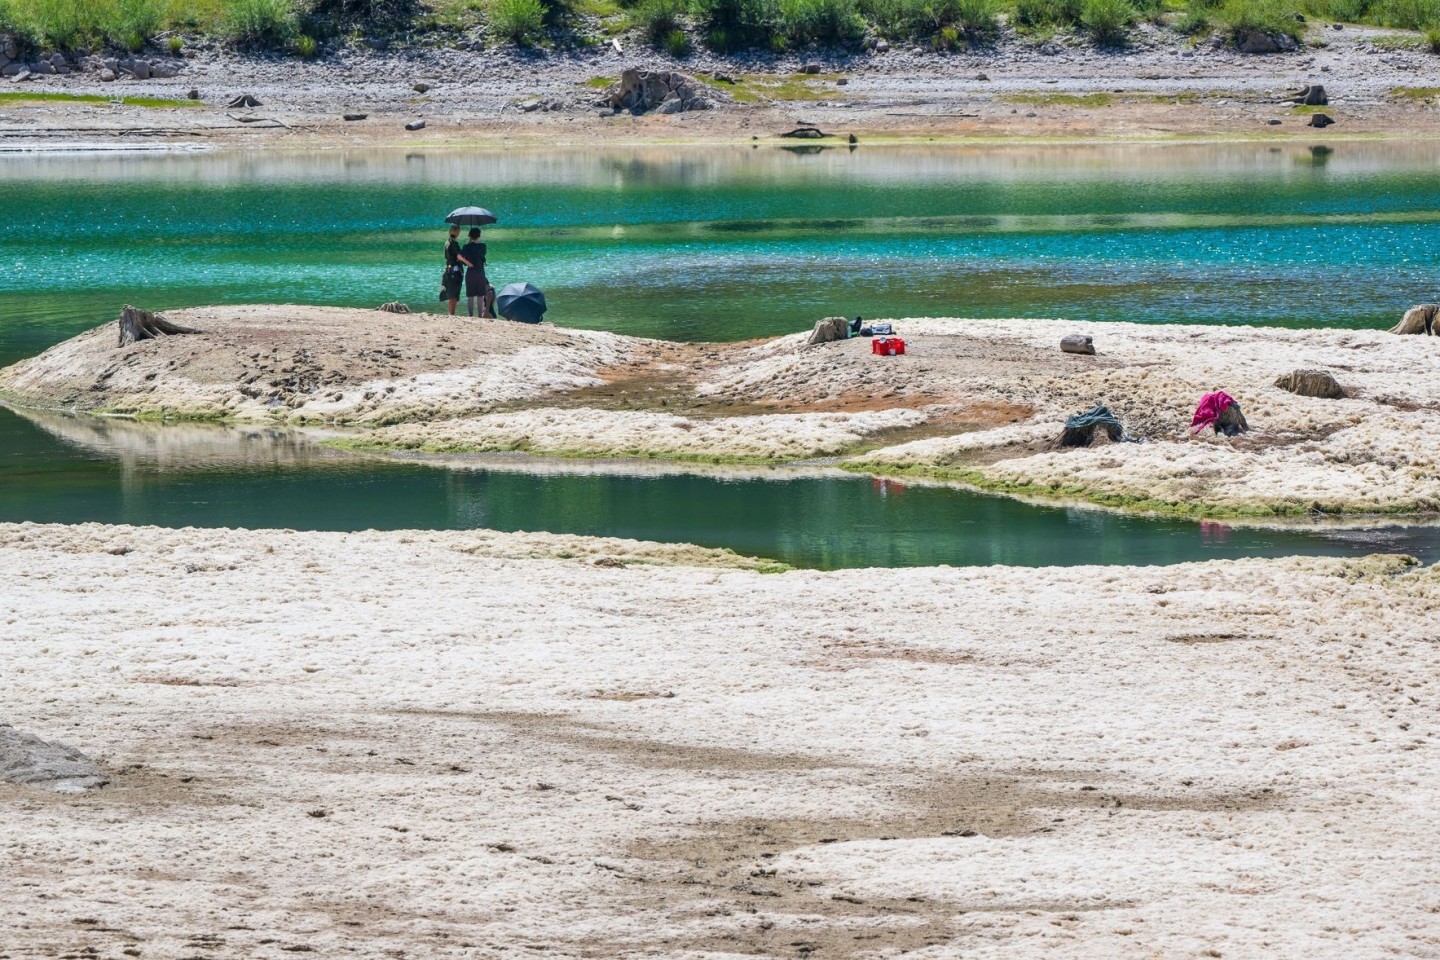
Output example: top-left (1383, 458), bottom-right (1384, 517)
top-left (1235, 29), bottom-right (1287, 53)
top-left (1, 723), bottom-right (109, 793)
top-left (1275, 369), bottom-right (1344, 399)
top-left (606, 68), bottom-right (722, 115)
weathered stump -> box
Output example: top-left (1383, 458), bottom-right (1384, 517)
top-left (807, 316), bottom-right (849, 346)
top-left (1275, 368), bottom-right (1344, 399)
top-left (1390, 304), bottom-right (1439, 336)
top-left (117, 305), bottom-right (202, 347)
top-left (1060, 334), bottom-right (1095, 355)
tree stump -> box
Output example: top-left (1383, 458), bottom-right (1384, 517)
top-left (1275, 368), bottom-right (1344, 399)
top-left (806, 316), bottom-right (849, 346)
top-left (1390, 304), bottom-right (1438, 336)
top-left (1060, 334), bottom-right (1095, 355)
top-left (117, 305), bottom-right (202, 347)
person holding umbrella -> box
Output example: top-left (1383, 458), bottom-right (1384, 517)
top-left (442, 206), bottom-right (497, 318)
top-left (461, 227), bottom-right (489, 318)
top-left (440, 225), bottom-right (471, 317)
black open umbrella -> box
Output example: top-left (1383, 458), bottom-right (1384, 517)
top-left (496, 282), bottom-right (547, 324)
top-left (445, 206), bottom-right (498, 226)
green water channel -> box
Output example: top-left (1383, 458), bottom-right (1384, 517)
top-left (3, 142), bottom-right (1438, 566)
top-left (5, 406), bottom-right (1437, 568)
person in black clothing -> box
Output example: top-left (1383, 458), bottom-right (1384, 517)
top-left (460, 227), bottom-right (490, 318)
top-left (440, 225), bottom-right (473, 316)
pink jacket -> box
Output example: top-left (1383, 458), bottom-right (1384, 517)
top-left (1191, 391), bottom-right (1236, 433)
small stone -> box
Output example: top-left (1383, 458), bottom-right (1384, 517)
top-left (802, 62), bottom-right (821, 74)
top-left (130, 60), bottom-right (151, 80)
top-left (1267, 118), bottom-right (1282, 125)
top-left (343, 112), bottom-right (367, 121)
top-left (1309, 112), bottom-right (1334, 127)
top-left (836, 77), bottom-right (848, 85)
top-left (413, 81), bottom-right (431, 93)
top-left (976, 72), bottom-right (990, 80)
top-left (875, 40), bottom-right (890, 52)
top-left (405, 119), bottom-right (426, 130)
top-left (187, 87), bottom-right (199, 99)
top-left (152, 62), bottom-right (178, 79)
top-left (101, 69), bottom-right (117, 82)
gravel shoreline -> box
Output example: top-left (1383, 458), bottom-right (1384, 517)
top-left (2, 20), bottom-right (1438, 148)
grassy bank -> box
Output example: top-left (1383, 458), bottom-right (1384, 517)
top-left (3, 0), bottom-right (1439, 58)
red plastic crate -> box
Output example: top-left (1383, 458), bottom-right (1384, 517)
top-left (871, 336), bottom-right (905, 356)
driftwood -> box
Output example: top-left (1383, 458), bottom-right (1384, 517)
top-left (1060, 334), bottom-right (1095, 355)
top-left (117, 305), bottom-right (201, 347)
top-left (377, 302), bottom-right (412, 314)
top-left (1275, 368), bottom-right (1344, 399)
top-left (1390, 304), bottom-right (1439, 336)
top-left (227, 93), bottom-right (262, 108)
top-left (780, 126), bottom-right (827, 139)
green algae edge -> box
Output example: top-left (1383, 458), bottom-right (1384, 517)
top-left (88, 406), bottom-right (236, 424)
top-left (321, 435), bottom-right (803, 467)
top-left (839, 460), bottom-right (1440, 522)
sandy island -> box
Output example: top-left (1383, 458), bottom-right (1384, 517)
top-left (3, 304), bottom-right (1437, 519)
top-left (3, 521), bottom-right (1440, 958)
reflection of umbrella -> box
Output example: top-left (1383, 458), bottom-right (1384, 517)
top-left (496, 282), bottom-right (547, 324)
top-left (445, 206), bottom-right (497, 226)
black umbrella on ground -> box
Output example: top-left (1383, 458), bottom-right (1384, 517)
top-left (445, 206), bottom-right (498, 226)
top-left (496, 282), bottom-right (547, 324)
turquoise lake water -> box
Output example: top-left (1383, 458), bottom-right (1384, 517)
top-left (2, 141), bottom-right (1439, 367)
top-left (2, 142), bottom-right (1437, 566)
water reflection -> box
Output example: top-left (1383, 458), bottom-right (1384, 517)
top-left (4, 406), bottom-right (1439, 569)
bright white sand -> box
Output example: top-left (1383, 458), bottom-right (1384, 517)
top-left (850, 318), bottom-right (1440, 516)
top-left (4, 522), bottom-right (1440, 958)
top-left (365, 405), bottom-right (929, 460)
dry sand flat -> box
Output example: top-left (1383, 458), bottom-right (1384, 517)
top-left (5, 306), bottom-right (1439, 517)
top-left (3, 521), bottom-right (1440, 958)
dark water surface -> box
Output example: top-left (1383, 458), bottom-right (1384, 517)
top-left (3, 142), bottom-right (1440, 367)
top-left (4, 407), bottom-right (1437, 569)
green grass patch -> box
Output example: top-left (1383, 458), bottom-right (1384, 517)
top-left (0, 91), bottom-right (201, 107)
top-left (1003, 92), bottom-right (1117, 106)
top-left (584, 75), bottom-right (617, 88)
top-left (719, 73), bottom-right (841, 102)
top-left (1392, 85), bottom-right (1440, 99)
top-left (1368, 30), bottom-right (1425, 48)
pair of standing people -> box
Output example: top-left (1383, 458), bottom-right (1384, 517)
top-left (442, 225), bottom-right (493, 318)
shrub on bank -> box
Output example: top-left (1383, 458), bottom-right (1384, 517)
top-left (636, 0), bottom-right (685, 43)
top-left (1080, 0), bottom-right (1134, 42)
top-left (1214, 0), bottom-right (1305, 40)
top-left (692, 0), bottom-right (777, 50)
top-left (777, 0), bottom-right (865, 45)
top-left (0, 0), bottom-right (164, 51)
top-left (1010, 0), bottom-right (1083, 29)
top-left (1377, 0), bottom-right (1440, 28)
top-left (489, 0), bottom-right (545, 40)
top-left (222, 0), bottom-right (299, 45)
